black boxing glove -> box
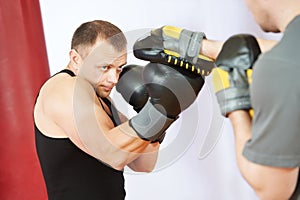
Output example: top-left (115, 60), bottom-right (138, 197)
top-left (129, 62), bottom-right (204, 142)
top-left (116, 64), bottom-right (149, 112)
top-left (116, 64), bottom-right (165, 143)
top-left (133, 26), bottom-right (215, 77)
top-left (212, 34), bottom-right (261, 117)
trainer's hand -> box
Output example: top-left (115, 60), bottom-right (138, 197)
top-left (116, 64), bottom-right (148, 113)
top-left (133, 26), bottom-right (215, 77)
top-left (129, 62), bottom-right (204, 142)
top-left (212, 34), bottom-right (261, 117)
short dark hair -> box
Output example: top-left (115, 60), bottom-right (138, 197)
top-left (71, 20), bottom-right (127, 54)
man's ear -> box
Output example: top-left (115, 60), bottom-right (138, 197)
top-left (69, 49), bottom-right (82, 70)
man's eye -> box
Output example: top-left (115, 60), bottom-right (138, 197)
top-left (99, 66), bottom-right (108, 71)
top-left (117, 67), bottom-right (123, 73)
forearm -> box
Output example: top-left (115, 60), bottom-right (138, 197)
top-left (256, 38), bottom-right (278, 52)
top-left (200, 38), bottom-right (278, 60)
top-left (201, 39), bottom-right (223, 60)
top-left (127, 142), bottom-right (160, 172)
top-left (228, 110), bottom-right (252, 175)
top-left (99, 123), bottom-right (151, 168)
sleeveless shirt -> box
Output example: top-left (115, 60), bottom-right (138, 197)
top-left (35, 69), bottom-right (126, 200)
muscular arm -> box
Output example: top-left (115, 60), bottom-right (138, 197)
top-left (228, 110), bottom-right (299, 200)
top-left (117, 107), bottom-right (160, 172)
top-left (46, 76), bottom-right (159, 171)
top-left (127, 142), bottom-right (160, 172)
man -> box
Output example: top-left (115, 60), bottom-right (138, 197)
top-left (213, 0), bottom-right (300, 199)
top-left (34, 20), bottom-right (206, 200)
top-left (207, 1), bottom-right (300, 199)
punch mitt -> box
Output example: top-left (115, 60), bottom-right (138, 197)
top-left (212, 34), bottom-right (261, 117)
top-left (133, 26), bottom-right (215, 77)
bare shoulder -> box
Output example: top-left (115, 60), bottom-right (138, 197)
top-left (38, 73), bottom-right (76, 111)
top-left (34, 73), bottom-right (95, 138)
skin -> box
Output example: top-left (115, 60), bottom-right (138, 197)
top-left (244, 0), bottom-right (300, 33)
top-left (201, 38), bottom-right (277, 60)
top-left (34, 38), bottom-right (160, 172)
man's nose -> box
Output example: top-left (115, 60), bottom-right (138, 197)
top-left (107, 69), bottom-right (118, 84)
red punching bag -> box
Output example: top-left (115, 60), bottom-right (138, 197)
top-left (0, 0), bottom-right (50, 199)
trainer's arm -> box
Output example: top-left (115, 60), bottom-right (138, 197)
top-left (256, 38), bottom-right (278, 52)
top-left (228, 111), bottom-right (299, 200)
top-left (201, 38), bottom-right (278, 60)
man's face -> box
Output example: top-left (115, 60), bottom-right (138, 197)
top-left (78, 40), bottom-right (127, 97)
top-left (244, 0), bottom-right (280, 32)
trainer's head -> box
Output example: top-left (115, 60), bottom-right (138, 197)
top-left (244, 0), bottom-right (300, 33)
top-left (68, 20), bottom-right (127, 97)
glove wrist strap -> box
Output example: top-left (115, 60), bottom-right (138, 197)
top-left (129, 101), bottom-right (176, 142)
top-left (216, 87), bottom-right (251, 116)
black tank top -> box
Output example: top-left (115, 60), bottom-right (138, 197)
top-left (35, 69), bottom-right (125, 200)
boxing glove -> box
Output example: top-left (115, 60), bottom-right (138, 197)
top-left (133, 26), bottom-right (215, 77)
top-left (116, 64), bottom-right (166, 143)
top-left (129, 62), bottom-right (204, 142)
top-left (116, 64), bottom-right (149, 112)
top-left (212, 34), bottom-right (261, 117)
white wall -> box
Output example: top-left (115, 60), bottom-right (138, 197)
top-left (39, 0), bottom-right (281, 199)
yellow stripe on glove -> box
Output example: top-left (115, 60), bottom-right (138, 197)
top-left (212, 67), bottom-right (254, 118)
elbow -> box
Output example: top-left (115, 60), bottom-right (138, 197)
top-left (254, 188), bottom-right (293, 200)
top-left (109, 160), bottom-right (127, 171)
top-left (138, 166), bottom-right (155, 173)
top-left (96, 159), bottom-right (125, 171)
top-left (135, 160), bottom-right (156, 173)
top-left (112, 162), bottom-right (155, 172)
top-left (111, 165), bottom-right (124, 171)
top-left (130, 163), bottom-right (156, 173)
top-left (132, 167), bottom-right (154, 173)
top-left (248, 179), bottom-right (294, 200)
top-left (99, 155), bottom-right (127, 171)
top-left (254, 188), bottom-right (274, 200)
